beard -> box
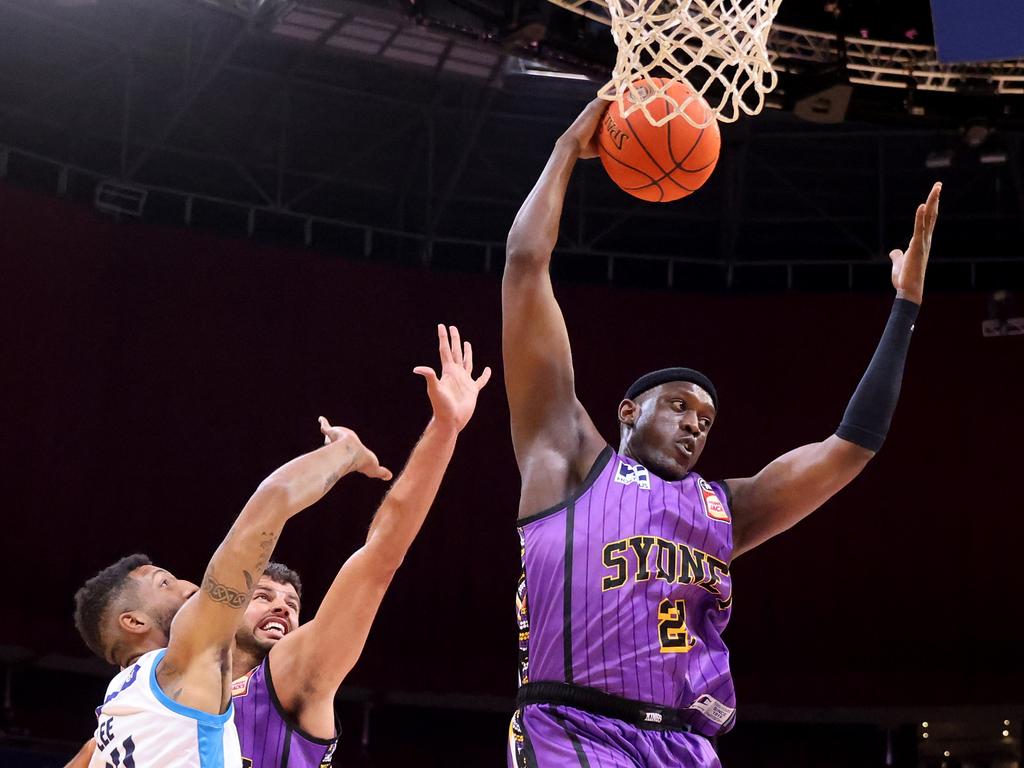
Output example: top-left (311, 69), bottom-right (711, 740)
top-left (152, 601), bottom-right (180, 639)
top-left (234, 623), bottom-right (274, 659)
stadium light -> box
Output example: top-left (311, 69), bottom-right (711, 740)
top-left (194, 0), bottom-right (294, 21)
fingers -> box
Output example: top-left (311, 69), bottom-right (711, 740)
top-left (319, 416), bottom-right (331, 433)
top-left (449, 325), bottom-right (463, 365)
top-left (413, 365), bottom-right (438, 384)
top-left (924, 181), bottom-right (941, 229)
top-left (364, 449), bottom-right (393, 481)
top-left (463, 340), bottom-right (473, 373)
top-left (889, 249), bottom-right (903, 263)
top-left (475, 365), bottom-right (493, 390)
top-left (436, 323), bottom-right (453, 367)
top-left (913, 203), bottom-right (926, 239)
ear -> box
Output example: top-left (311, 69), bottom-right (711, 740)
top-left (118, 610), bottom-right (150, 636)
top-left (618, 398), bottom-right (639, 427)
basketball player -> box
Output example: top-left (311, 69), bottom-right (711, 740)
top-left (67, 324), bottom-right (489, 768)
top-left (227, 324), bottom-right (490, 767)
top-left (503, 99), bottom-right (941, 767)
top-left (71, 414), bottom-right (391, 767)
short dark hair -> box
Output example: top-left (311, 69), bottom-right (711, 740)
top-left (73, 554), bottom-right (152, 661)
top-left (262, 562), bottom-right (302, 601)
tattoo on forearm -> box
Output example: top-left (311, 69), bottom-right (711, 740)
top-left (201, 570), bottom-right (254, 609)
top-left (254, 531), bottom-right (277, 574)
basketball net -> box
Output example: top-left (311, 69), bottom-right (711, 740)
top-left (552, 0), bottom-right (783, 128)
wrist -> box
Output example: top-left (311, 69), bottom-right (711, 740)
top-left (425, 416), bottom-right (461, 441)
top-left (895, 288), bottom-right (922, 306)
top-left (554, 134), bottom-right (583, 159)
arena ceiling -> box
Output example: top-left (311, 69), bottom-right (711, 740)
top-left (0, 0), bottom-right (1022, 291)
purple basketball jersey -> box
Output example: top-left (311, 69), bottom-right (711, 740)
top-left (516, 447), bottom-right (736, 738)
top-left (232, 658), bottom-right (338, 768)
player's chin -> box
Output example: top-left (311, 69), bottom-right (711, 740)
top-left (650, 453), bottom-right (691, 481)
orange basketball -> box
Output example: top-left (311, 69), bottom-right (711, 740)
top-left (597, 79), bottom-right (721, 203)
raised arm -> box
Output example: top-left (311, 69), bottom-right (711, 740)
top-left (268, 325), bottom-right (490, 736)
top-left (160, 428), bottom-right (391, 713)
top-left (503, 99), bottom-right (608, 516)
top-left (728, 182), bottom-right (941, 558)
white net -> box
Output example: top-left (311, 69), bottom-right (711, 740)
top-left (549, 0), bottom-right (783, 127)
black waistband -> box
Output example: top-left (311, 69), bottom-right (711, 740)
top-left (517, 682), bottom-right (701, 734)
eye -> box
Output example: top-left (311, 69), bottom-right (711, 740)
top-left (699, 419), bottom-right (712, 431)
top-left (255, 593), bottom-right (270, 601)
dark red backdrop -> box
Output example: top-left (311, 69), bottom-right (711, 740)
top-left (3, 183), bottom-right (1021, 710)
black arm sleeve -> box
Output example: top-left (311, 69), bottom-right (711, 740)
top-left (835, 298), bottom-right (919, 452)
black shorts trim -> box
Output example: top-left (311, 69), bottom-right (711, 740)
top-left (551, 708), bottom-right (592, 768)
top-left (518, 446), bottom-right (614, 526)
top-left (512, 708), bottom-right (540, 768)
top-left (519, 681), bottom-right (702, 735)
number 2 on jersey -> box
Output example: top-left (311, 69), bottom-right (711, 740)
top-left (658, 599), bottom-right (697, 653)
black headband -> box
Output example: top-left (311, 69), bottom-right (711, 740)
top-left (624, 367), bottom-right (718, 410)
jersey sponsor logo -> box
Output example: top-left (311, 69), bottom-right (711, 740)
top-left (614, 460), bottom-right (651, 490)
top-left (231, 671), bottom-right (254, 698)
top-left (689, 694), bottom-right (735, 726)
top-left (698, 478), bottom-right (730, 523)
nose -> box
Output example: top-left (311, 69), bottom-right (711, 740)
top-left (680, 410), bottom-right (700, 435)
top-left (181, 579), bottom-right (199, 597)
top-left (271, 599), bottom-right (290, 614)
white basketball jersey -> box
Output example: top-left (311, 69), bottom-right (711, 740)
top-left (89, 648), bottom-right (241, 768)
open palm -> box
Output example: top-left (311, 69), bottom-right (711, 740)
top-left (414, 325), bottom-right (492, 432)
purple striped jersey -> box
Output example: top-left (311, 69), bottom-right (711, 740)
top-left (232, 658), bottom-right (338, 768)
top-left (516, 447), bottom-right (736, 737)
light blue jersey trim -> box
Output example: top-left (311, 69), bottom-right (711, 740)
top-left (197, 721), bottom-right (227, 768)
top-left (149, 649), bottom-right (234, 727)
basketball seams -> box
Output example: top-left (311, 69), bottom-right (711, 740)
top-left (598, 77), bottom-right (720, 202)
top-left (597, 141), bottom-right (665, 202)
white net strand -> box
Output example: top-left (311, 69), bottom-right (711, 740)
top-left (589, 0), bottom-right (783, 127)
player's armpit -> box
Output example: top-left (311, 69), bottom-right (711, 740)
top-left (727, 434), bottom-right (873, 558)
top-left (267, 545), bottom-right (393, 738)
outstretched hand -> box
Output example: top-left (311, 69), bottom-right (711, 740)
top-left (561, 98), bottom-right (607, 160)
top-left (414, 324), bottom-right (492, 432)
top-left (319, 417), bottom-right (393, 481)
top-left (891, 182), bottom-right (941, 304)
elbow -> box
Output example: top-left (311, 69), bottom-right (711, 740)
top-left (248, 477), bottom-right (296, 519)
top-left (505, 241), bottom-right (551, 272)
top-left (361, 540), bottom-right (404, 583)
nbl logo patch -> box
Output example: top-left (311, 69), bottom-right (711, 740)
top-left (614, 460), bottom-right (651, 490)
top-left (697, 478), bottom-right (730, 523)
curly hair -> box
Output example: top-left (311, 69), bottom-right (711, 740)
top-left (73, 553), bottom-right (152, 661)
top-left (262, 562), bottom-right (302, 602)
